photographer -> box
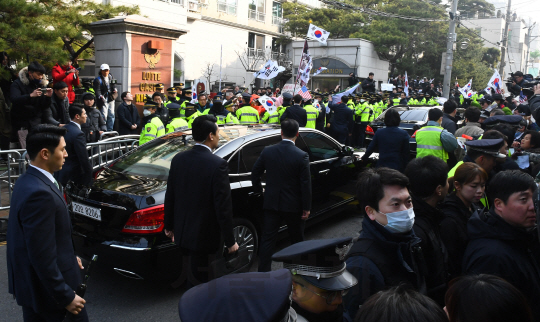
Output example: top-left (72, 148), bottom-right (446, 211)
top-left (51, 60), bottom-right (80, 104)
top-left (510, 71), bottom-right (528, 95)
top-left (10, 61), bottom-right (53, 147)
top-left (93, 63), bottom-right (117, 131)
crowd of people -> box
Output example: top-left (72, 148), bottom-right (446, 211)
top-left (4, 57), bottom-right (540, 322)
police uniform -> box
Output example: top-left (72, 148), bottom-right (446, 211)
top-left (236, 104), bottom-right (260, 124)
top-left (201, 98), bottom-right (239, 125)
top-left (179, 88), bottom-right (194, 119)
top-left (166, 103), bottom-right (189, 134)
top-left (183, 103), bottom-right (202, 128)
top-left (139, 101), bottom-right (166, 145)
top-left (416, 123), bottom-right (449, 162)
top-left (178, 269), bottom-right (306, 322)
top-left (303, 101), bottom-right (319, 129)
top-left (272, 238), bottom-right (358, 322)
top-left (155, 83), bottom-right (164, 93)
top-left (164, 87), bottom-right (177, 108)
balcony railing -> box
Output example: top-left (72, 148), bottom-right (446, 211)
top-left (272, 16), bottom-right (283, 25)
top-left (217, 1), bottom-right (237, 15)
top-left (248, 9), bottom-right (266, 22)
top-left (247, 48), bottom-right (265, 58)
top-left (188, 0), bottom-right (202, 12)
top-left (171, 0), bottom-right (184, 4)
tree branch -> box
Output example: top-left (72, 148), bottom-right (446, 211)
top-left (72, 37), bottom-right (94, 61)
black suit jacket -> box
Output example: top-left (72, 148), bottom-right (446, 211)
top-left (328, 102), bottom-right (354, 134)
top-left (117, 102), bottom-right (141, 135)
top-left (164, 145), bottom-right (236, 253)
top-left (251, 140), bottom-right (311, 212)
top-left (7, 166), bottom-right (80, 313)
top-left (280, 104), bottom-right (307, 127)
top-left (57, 122), bottom-right (92, 186)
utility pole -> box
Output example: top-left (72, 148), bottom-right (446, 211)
top-left (499, 0), bottom-right (512, 78)
top-left (524, 21), bottom-right (537, 74)
top-left (442, 0), bottom-right (459, 99)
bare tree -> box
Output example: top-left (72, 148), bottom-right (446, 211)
top-left (202, 63), bottom-right (216, 87)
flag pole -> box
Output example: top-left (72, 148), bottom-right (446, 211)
top-left (293, 39), bottom-right (308, 95)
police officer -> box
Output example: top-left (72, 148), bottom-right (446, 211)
top-left (278, 92), bottom-right (293, 118)
top-left (178, 269), bottom-right (306, 322)
top-left (155, 83), bottom-right (164, 94)
top-left (272, 238), bottom-right (358, 322)
top-left (236, 98), bottom-right (260, 124)
top-left (313, 93), bottom-right (327, 131)
top-left (415, 108), bottom-right (458, 163)
top-left (152, 91), bottom-right (169, 125)
top-left (166, 103), bottom-right (189, 134)
top-left (184, 102), bottom-right (202, 128)
top-left (447, 138), bottom-right (506, 178)
top-left (179, 88), bottom-right (194, 118)
top-left (164, 87), bottom-right (177, 108)
top-left (202, 97), bottom-right (239, 125)
top-left (139, 100), bottom-right (166, 145)
top-left (353, 95), bottom-right (372, 148)
top-left (302, 98), bottom-right (319, 129)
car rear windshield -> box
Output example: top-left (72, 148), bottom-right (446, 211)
top-left (377, 109), bottom-right (428, 122)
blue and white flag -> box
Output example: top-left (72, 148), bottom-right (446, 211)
top-left (307, 24), bottom-right (330, 45)
top-left (331, 83), bottom-right (360, 104)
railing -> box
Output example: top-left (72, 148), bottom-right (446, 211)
top-left (247, 47), bottom-right (266, 58)
top-left (0, 135), bottom-right (140, 211)
top-left (158, 0), bottom-right (184, 5)
top-left (248, 9), bottom-right (266, 22)
top-left (272, 16), bottom-right (283, 25)
top-left (217, 1), bottom-right (237, 15)
top-left (188, 0), bottom-right (202, 12)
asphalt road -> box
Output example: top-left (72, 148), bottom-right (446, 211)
top-left (0, 210), bottom-right (363, 322)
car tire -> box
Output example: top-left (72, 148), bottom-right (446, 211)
top-left (228, 217), bottom-right (258, 272)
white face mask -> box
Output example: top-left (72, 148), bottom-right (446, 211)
top-left (377, 208), bottom-right (415, 234)
top-left (143, 109), bottom-right (152, 116)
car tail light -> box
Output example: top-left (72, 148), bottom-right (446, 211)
top-left (122, 204), bottom-right (165, 234)
top-left (411, 130), bottom-right (419, 138)
top-left (366, 125), bottom-right (375, 135)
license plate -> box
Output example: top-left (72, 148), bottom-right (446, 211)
top-left (72, 202), bottom-right (101, 221)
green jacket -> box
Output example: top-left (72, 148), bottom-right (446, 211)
top-left (166, 117), bottom-right (189, 133)
top-left (139, 115), bottom-right (166, 145)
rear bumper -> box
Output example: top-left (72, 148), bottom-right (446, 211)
top-left (72, 230), bottom-right (182, 281)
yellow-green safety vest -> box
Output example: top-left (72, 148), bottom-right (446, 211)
top-left (139, 116), bottom-right (166, 145)
top-left (166, 117), bottom-right (189, 133)
top-left (235, 106), bottom-right (260, 124)
top-left (303, 104), bottom-right (319, 129)
top-left (415, 125), bottom-right (449, 161)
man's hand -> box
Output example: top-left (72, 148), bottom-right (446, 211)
top-left (77, 256), bottom-right (84, 270)
top-left (65, 294), bottom-right (85, 315)
top-left (512, 141), bottom-right (521, 148)
top-left (67, 69), bottom-right (76, 74)
top-left (534, 84), bottom-right (540, 95)
top-left (131, 124), bottom-right (137, 130)
top-left (99, 131), bottom-right (104, 135)
top-left (302, 210), bottom-right (310, 220)
top-left (164, 229), bottom-right (174, 242)
top-left (59, 124), bottom-right (65, 127)
top-left (228, 242), bottom-right (239, 253)
top-left (44, 88), bottom-right (53, 97)
top-left (30, 88), bottom-right (42, 98)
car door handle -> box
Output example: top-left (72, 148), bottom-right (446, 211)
top-left (319, 169), bottom-right (330, 174)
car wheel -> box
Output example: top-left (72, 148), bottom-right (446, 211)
top-left (228, 217), bottom-right (258, 272)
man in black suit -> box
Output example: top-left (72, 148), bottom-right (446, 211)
top-left (164, 115), bottom-right (238, 285)
top-left (117, 91), bottom-right (140, 135)
top-left (328, 95), bottom-right (354, 144)
top-left (252, 119), bottom-right (312, 272)
top-left (7, 124), bottom-right (88, 322)
top-left (57, 104), bottom-right (93, 187)
top-left (280, 94), bottom-right (307, 127)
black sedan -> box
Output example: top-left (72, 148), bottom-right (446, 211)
top-left (364, 105), bottom-right (442, 157)
top-left (66, 125), bottom-right (365, 282)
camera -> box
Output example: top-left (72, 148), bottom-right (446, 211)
top-left (505, 72), bottom-right (540, 98)
top-left (40, 87), bottom-right (49, 92)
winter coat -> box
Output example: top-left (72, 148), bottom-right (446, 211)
top-left (117, 101), bottom-right (141, 135)
top-left (92, 73), bottom-right (116, 108)
top-left (80, 92), bottom-right (106, 142)
top-left (10, 67), bottom-right (51, 132)
top-left (441, 113), bottom-right (458, 135)
top-left (463, 209), bottom-right (540, 320)
top-left (344, 217), bottom-right (427, 320)
top-left (44, 93), bottom-right (70, 126)
top-left (361, 78), bottom-right (376, 93)
top-left (362, 126), bottom-right (410, 172)
top-left (51, 63), bottom-right (80, 104)
top-left (440, 193), bottom-right (481, 279)
top-left (455, 122), bottom-right (484, 138)
top-left (412, 195), bottom-right (448, 306)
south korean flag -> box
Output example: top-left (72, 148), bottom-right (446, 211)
top-left (307, 24), bottom-right (330, 45)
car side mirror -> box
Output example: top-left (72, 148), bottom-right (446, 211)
top-left (341, 146), bottom-right (354, 157)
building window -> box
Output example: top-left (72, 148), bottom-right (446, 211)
top-left (271, 2), bottom-right (283, 26)
top-left (218, 0), bottom-right (236, 15)
top-left (249, 0), bottom-right (266, 22)
top-left (248, 32), bottom-right (265, 57)
top-left (158, 0), bottom-right (184, 5)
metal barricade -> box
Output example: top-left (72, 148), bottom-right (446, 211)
top-left (0, 150), bottom-right (27, 211)
top-left (87, 135), bottom-right (140, 170)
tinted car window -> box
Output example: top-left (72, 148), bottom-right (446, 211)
top-left (301, 132), bottom-right (340, 161)
top-left (399, 109), bottom-right (429, 121)
top-left (240, 135), bottom-right (282, 172)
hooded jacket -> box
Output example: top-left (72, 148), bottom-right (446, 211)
top-left (81, 92), bottom-right (106, 142)
top-left (411, 195), bottom-right (448, 305)
top-left (440, 193), bottom-right (481, 279)
top-left (344, 217), bottom-right (427, 320)
top-left (10, 67), bottom-right (51, 131)
top-left (463, 209), bottom-right (540, 320)
top-left (45, 92), bottom-right (70, 126)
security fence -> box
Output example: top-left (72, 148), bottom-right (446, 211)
top-left (0, 134), bottom-right (140, 212)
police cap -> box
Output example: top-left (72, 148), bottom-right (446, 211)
top-left (282, 92), bottom-right (293, 100)
top-left (479, 95), bottom-right (493, 104)
top-left (178, 269), bottom-right (293, 322)
top-left (272, 237), bottom-right (358, 292)
top-left (183, 87), bottom-right (193, 94)
top-left (483, 115), bottom-right (523, 127)
top-left (241, 92), bottom-right (252, 100)
top-left (492, 93), bottom-right (503, 101)
top-left (213, 97), bottom-right (223, 106)
top-left (155, 83), bottom-right (164, 90)
top-left (143, 100), bottom-right (159, 109)
top-left (517, 104), bottom-right (531, 116)
top-left (166, 87), bottom-right (177, 94)
top-left (479, 110), bottom-right (490, 119)
top-left (465, 138), bottom-right (506, 159)
top-left (167, 103), bottom-right (181, 110)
